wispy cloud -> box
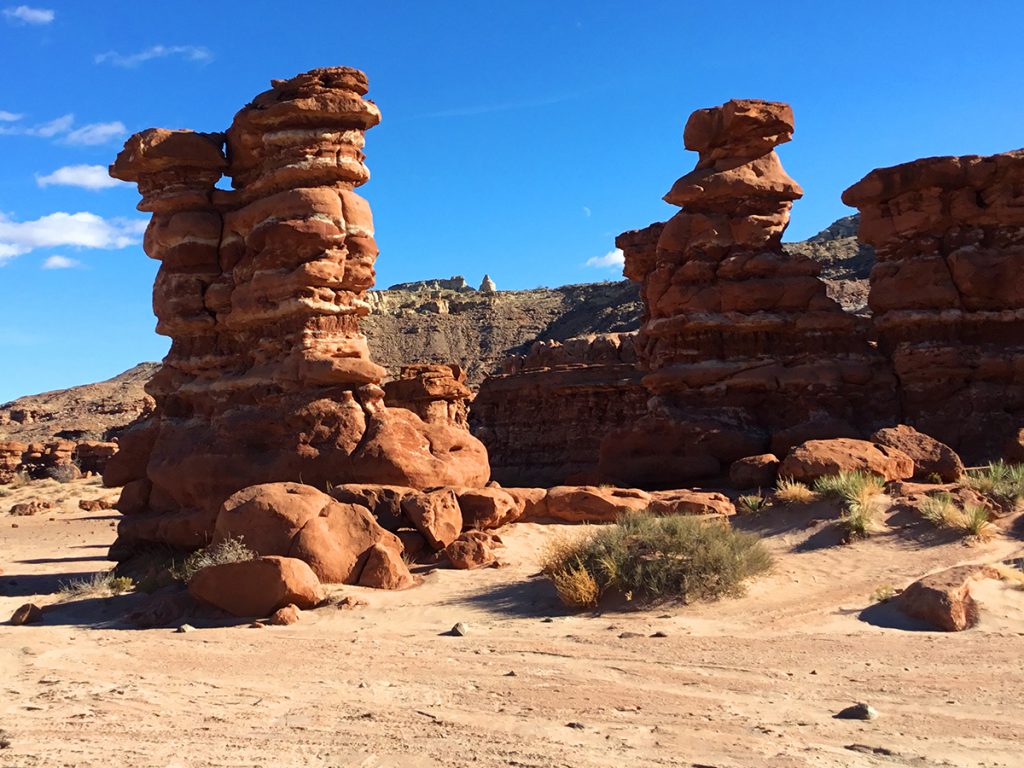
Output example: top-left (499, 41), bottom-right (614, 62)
top-left (95, 44), bottom-right (213, 68)
top-left (64, 121), bottom-right (126, 146)
top-left (0, 110), bottom-right (22, 122)
top-left (582, 206), bottom-right (592, 218)
top-left (3, 5), bottom-right (54, 24)
top-left (0, 113), bottom-right (125, 145)
top-left (585, 248), bottom-right (624, 270)
top-left (0, 211), bottom-right (146, 266)
top-left (36, 164), bottom-right (124, 190)
top-left (41, 254), bottom-right (80, 269)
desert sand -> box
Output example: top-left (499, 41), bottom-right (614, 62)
top-left (2, 479), bottom-right (1022, 768)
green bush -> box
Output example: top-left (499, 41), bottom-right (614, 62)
top-left (541, 512), bottom-right (772, 609)
top-left (737, 493), bottom-right (768, 514)
top-left (966, 461), bottom-right (1024, 508)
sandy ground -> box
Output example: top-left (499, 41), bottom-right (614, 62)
top-left (1, 479), bottom-right (1023, 768)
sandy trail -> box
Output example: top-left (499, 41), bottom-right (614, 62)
top-left (1, 481), bottom-right (1023, 768)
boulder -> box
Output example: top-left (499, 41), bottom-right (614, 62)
top-left (896, 565), bottom-right (1001, 631)
top-left (400, 488), bottom-right (462, 549)
top-left (187, 555), bottom-right (324, 618)
top-left (9, 499), bottom-right (52, 516)
top-left (357, 542), bottom-right (415, 589)
top-left (870, 425), bottom-right (964, 482)
top-left (504, 487), bottom-right (549, 519)
top-left (648, 489), bottom-right (735, 517)
top-left (728, 454), bottom-right (780, 489)
top-left (445, 531), bottom-right (504, 570)
top-left (779, 438), bottom-right (914, 483)
top-left (329, 484), bottom-right (412, 532)
top-left (544, 486), bottom-right (651, 523)
top-left (770, 419), bottom-right (860, 459)
top-left (115, 478), bottom-right (151, 515)
top-left (455, 487), bottom-right (522, 530)
top-left (268, 603), bottom-right (302, 625)
top-left (9, 603), bottom-right (44, 625)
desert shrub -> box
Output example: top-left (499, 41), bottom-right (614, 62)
top-left (774, 479), bottom-right (817, 505)
top-left (58, 570), bottom-right (134, 599)
top-left (812, 471), bottom-right (885, 541)
top-left (174, 536), bottom-right (254, 583)
top-left (737, 493), bottom-right (768, 514)
top-left (920, 492), bottom-right (995, 542)
top-left (966, 461), bottom-right (1024, 508)
top-left (8, 470), bottom-right (30, 489)
top-left (541, 512), bottom-right (772, 609)
top-left (871, 584), bottom-right (898, 602)
top-left (46, 461), bottom-right (81, 484)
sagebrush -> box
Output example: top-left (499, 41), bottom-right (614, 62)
top-left (58, 570), bottom-right (134, 599)
top-left (541, 512), bottom-right (772, 609)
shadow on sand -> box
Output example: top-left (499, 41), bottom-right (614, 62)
top-left (448, 574), bottom-right (572, 619)
top-left (857, 599), bottom-right (937, 632)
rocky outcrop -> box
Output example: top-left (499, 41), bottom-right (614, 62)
top-left (383, 364), bottom-right (472, 428)
top-left (187, 555), bottom-right (325, 618)
top-left (105, 68), bottom-right (489, 557)
top-left (472, 333), bottom-right (647, 486)
top-left (0, 441), bottom-right (26, 483)
top-left (895, 565), bottom-right (1001, 631)
top-left (778, 438), bottom-right (914, 483)
top-left (870, 425), bottom-right (964, 482)
top-left (598, 100), bottom-right (896, 488)
top-left (843, 150), bottom-right (1024, 462)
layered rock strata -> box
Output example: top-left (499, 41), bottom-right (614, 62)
top-left (599, 100), bottom-right (897, 487)
top-left (106, 68), bottom-right (488, 556)
top-left (472, 333), bottom-right (647, 486)
top-left (383, 364), bottom-right (472, 428)
top-left (843, 151), bottom-right (1024, 461)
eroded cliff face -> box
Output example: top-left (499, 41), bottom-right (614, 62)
top-left (104, 68), bottom-right (489, 557)
top-left (843, 150), bottom-right (1024, 461)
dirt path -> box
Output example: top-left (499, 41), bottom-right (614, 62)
top-left (1, 482), bottom-right (1022, 767)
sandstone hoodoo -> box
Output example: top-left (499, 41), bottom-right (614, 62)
top-left (598, 99), bottom-right (896, 488)
top-left (843, 150), bottom-right (1024, 462)
top-left (105, 67), bottom-right (489, 557)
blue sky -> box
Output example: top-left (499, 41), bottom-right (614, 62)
top-left (1, 1), bottom-right (1023, 401)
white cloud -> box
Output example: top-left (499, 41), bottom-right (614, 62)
top-left (41, 254), bottom-right (80, 269)
top-left (585, 248), bottom-right (624, 269)
top-left (95, 45), bottom-right (213, 68)
top-left (582, 206), bottom-right (592, 218)
top-left (36, 164), bottom-right (124, 190)
top-left (63, 120), bottom-right (126, 146)
top-left (0, 114), bottom-right (124, 145)
top-left (0, 110), bottom-right (22, 122)
top-left (3, 5), bottom-right (54, 24)
top-left (0, 211), bottom-right (146, 266)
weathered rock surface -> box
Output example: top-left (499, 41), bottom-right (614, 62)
top-left (445, 530), bottom-right (503, 570)
top-left (105, 67), bottom-right (489, 556)
top-left (844, 149), bottom-right (1024, 462)
top-left (187, 555), bottom-right (325, 618)
top-left (455, 487), bottom-right (522, 530)
top-left (728, 454), bottom-right (780, 489)
top-left (357, 542), bottom-right (415, 589)
top-left (870, 425), bottom-right (964, 482)
top-left (598, 99), bottom-right (897, 489)
top-left (779, 438), bottom-right (914, 483)
top-left (472, 333), bottom-right (647, 486)
top-left (400, 488), bottom-right (462, 549)
top-left (543, 486), bottom-right (652, 523)
top-left (212, 483), bottom-right (409, 586)
top-left (895, 565), bottom-right (1000, 631)
top-left (383, 364), bottom-right (472, 429)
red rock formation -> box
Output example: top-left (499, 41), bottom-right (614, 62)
top-left (472, 333), bottom-right (647, 486)
top-left (0, 441), bottom-right (25, 483)
top-left (383, 364), bottom-right (472, 428)
top-left (599, 100), bottom-right (897, 487)
top-left (106, 68), bottom-right (488, 557)
top-left (843, 151), bottom-right (1024, 461)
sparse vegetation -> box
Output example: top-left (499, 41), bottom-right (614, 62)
top-left (774, 479), bottom-right (817, 505)
top-left (737, 493), bottom-right (768, 514)
top-left (58, 570), bottom-right (134, 599)
top-left (811, 471), bottom-right (886, 542)
top-left (46, 462), bottom-right (81, 483)
top-left (174, 536), bottom-right (255, 583)
top-left (8, 470), bottom-right (31, 489)
top-left (871, 584), bottom-right (899, 602)
top-left (541, 511), bottom-right (772, 609)
top-left (919, 492), bottom-right (996, 542)
top-left (966, 461), bottom-right (1024, 509)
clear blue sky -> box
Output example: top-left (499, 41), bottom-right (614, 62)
top-left (1, 0), bottom-right (1022, 402)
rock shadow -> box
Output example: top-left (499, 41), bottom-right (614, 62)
top-left (858, 599), bottom-right (937, 632)
top-left (449, 575), bottom-right (571, 619)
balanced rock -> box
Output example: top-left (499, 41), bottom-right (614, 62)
top-left (187, 555), bottom-right (324, 618)
top-left (383, 364), bottom-right (472, 429)
top-left (106, 67), bottom-right (490, 558)
top-left (779, 439), bottom-right (914, 483)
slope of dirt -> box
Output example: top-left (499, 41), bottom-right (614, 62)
top-left (784, 215), bottom-right (874, 314)
top-left (0, 364), bottom-right (157, 444)
top-left (1, 480), bottom-right (1022, 768)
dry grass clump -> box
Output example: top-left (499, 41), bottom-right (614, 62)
top-left (737, 493), bottom-right (769, 514)
top-left (58, 570), bottom-right (134, 599)
top-left (774, 479), bottom-right (817, 505)
top-left (811, 471), bottom-right (886, 541)
top-left (920, 492), bottom-right (996, 541)
top-left (175, 536), bottom-right (254, 583)
top-left (966, 461), bottom-right (1024, 509)
top-left (541, 512), bottom-right (772, 609)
